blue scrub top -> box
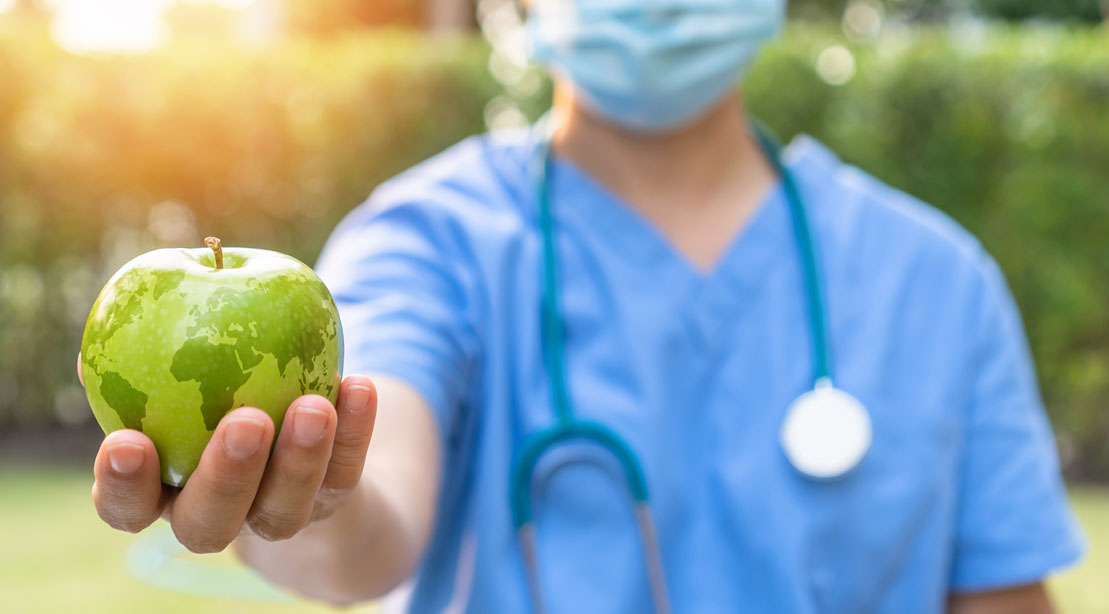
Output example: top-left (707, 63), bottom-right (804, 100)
top-left (315, 130), bottom-right (1084, 614)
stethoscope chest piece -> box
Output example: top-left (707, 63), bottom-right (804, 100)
top-left (780, 381), bottom-right (872, 480)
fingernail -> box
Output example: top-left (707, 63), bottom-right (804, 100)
top-left (108, 443), bottom-right (145, 474)
top-left (343, 384), bottom-right (372, 414)
top-left (293, 406), bottom-right (329, 445)
top-left (223, 418), bottom-right (266, 460)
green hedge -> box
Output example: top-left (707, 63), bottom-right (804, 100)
top-left (1, 23), bottom-right (1106, 477)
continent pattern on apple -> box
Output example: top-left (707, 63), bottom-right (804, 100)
top-left (81, 246), bottom-right (343, 486)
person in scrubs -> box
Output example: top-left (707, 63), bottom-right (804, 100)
top-left (87, 0), bottom-right (1084, 612)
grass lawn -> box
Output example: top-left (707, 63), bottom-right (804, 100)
top-left (0, 467), bottom-right (371, 614)
top-left (0, 467), bottom-right (1103, 613)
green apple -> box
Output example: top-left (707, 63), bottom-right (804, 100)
top-left (81, 238), bottom-right (343, 486)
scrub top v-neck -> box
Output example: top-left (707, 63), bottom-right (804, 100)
top-left (315, 129), bottom-right (1083, 614)
top-left (547, 154), bottom-right (790, 352)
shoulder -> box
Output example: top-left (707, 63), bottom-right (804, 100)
top-left (785, 136), bottom-right (998, 293)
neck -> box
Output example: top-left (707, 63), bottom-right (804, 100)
top-left (546, 85), bottom-right (779, 273)
top-left (549, 87), bottom-right (767, 205)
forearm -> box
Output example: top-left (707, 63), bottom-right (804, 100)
top-left (234, 475), bottom-right (424, 605)
top-left (234, 375), bottom-right (442, 606)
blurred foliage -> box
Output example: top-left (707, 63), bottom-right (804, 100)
top-left (975, 0), bottom-right (1104, 22)
top-left (286, 0), bottom-right (425, 33)
top-left (789, 0), bottom-right (1105, 22)
top-left (789, 0), bottom-right (942, 22)
top-left (0, 22), bottom-right (1106, 477)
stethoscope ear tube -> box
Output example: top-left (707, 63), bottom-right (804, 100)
top-left (635, 503), bottom-right (673, 614)
top-left (517, 524), bottom-right (546, 614)
top-left (510, 419), bottom-right (670, 612)
top-left (515, 504), bottom-right (672, 614)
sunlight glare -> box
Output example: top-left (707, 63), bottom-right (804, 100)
top-left (0, 0), bottom-right (16, 15)
top-left (49, 0), bottom-right (172, 54)
top-left (210, 0), bottom-right (256, 8)
top-left (46, 0), bottom-right (258, 55)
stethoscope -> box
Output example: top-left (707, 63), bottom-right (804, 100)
top-left (509, 117), bottom-right (873, 614)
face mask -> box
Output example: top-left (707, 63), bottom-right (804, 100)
top-left (527, 0), bottom-right (785, 133)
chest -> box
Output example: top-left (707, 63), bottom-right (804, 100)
top-left (459, 211), bottom-right (973, 612)
top-left (490, 197), bottom-right (971, 456)
top-left (486, 252), bottom-right (966, 612)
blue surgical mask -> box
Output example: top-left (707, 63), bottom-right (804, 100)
top-left (527, 0), bottom-right (785, 133)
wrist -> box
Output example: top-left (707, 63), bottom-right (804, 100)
top-left (230, 481), bottom-right (377, 604)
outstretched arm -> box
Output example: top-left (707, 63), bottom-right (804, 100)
top-left (87, 359), bottom-right (443, 606)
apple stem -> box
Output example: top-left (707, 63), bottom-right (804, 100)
top-left (204, 236), bottom-right (224, 270)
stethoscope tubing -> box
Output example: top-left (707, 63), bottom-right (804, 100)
top-left (514, 119), bottom-right (672, 612)
top-left (511, 116), bottom-right (832, 614)
top-left (518, 506), bottom-right (671, 614)
top-left (750, 120), bottom-right (835, 386)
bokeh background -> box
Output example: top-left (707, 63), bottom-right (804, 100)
top-left (0, 0), bottom-right (1107, 611)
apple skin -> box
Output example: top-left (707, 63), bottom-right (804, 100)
top-left (81, 246), bottom-right (343, 486)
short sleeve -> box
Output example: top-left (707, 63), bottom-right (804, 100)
top-left (949, 253), bottom-right (1086, 592)
top-left (314, 195), bottom-right (482, 437)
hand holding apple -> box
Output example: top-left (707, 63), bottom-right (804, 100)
top-left (88, 372), bottom-right (378, 552)
top-left (80, 237), bottom-right (378, 550)
top-left (81, 237), bottom-right (344, 485)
